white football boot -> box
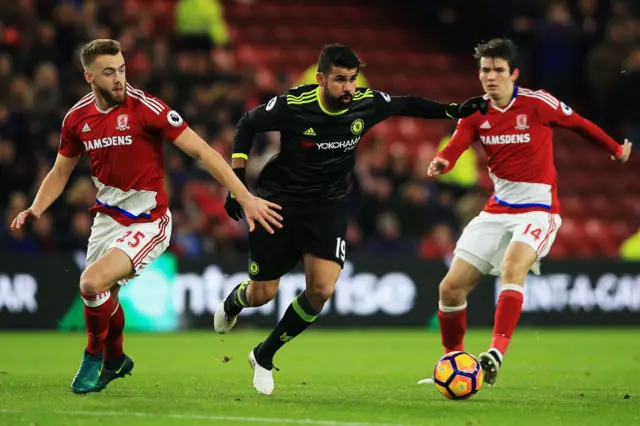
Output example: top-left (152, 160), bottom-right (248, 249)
top-left (213, 302), bottom-right (237, 334)
top-left (478, 350), bottom-right (502, 386)
top-left (248, 349), bottom-right (276, 395)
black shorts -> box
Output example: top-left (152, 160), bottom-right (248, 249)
top-left (247, 206), bottom-right (347, 281)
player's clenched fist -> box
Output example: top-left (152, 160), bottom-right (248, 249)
top-left (10, 207), bottom-right (41, 230)
top-left (612, 139), bottom-right (632, 163)
top-left (224, 192), bottom-right (244, 221)
top-left (427, 157), bottom-right (449, 177)
top-left (447, 96), bottom-right (489, 119)
top-left (238, 195), bottom-right (283, 234)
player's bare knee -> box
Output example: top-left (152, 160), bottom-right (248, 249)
top-left (439, 277), bottom-right (469, 306)
top-left (306, 278), bottom-right (336, 305)
top-left (248, 280), bottom-right (279, 306)
top-left (308, 284), bottom-right (335, 303)
top-left (79, 270), bottom-right (111, 295)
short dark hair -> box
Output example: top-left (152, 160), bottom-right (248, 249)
top-left (81, 39), bottom-right (122, 70)
top-left (473, 38), bottom-right (518, 73)
top-left (317, 43), bottom-right (366, 74)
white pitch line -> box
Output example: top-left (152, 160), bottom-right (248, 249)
top-left (0, 409), bottom-right (421, 426)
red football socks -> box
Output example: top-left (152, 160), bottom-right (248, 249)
top-left (105, 302), bottom-right (125, 361)
top-left (490, 285), bottom-right (524, 356)
top-left (81, 290), bottom-right (112, 356)
top-left (438, 302), bottom-right (467, 353)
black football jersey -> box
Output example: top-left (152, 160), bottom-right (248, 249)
top-left (233, 84), bottom-right (451, 208)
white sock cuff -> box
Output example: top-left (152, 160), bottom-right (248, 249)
top-left (501, 284), bottom-right (524, 294)
top-left (489, 347), bottom-right (504, 363)
top-left (81, 290), bottom-right (111, 308)
top-left (439, 301), bottom-right (467, 312)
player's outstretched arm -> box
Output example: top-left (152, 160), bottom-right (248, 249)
top-left (173, 127), bottom-right (283, 234)
top-left (540, 95), bottom-right (631, 163)
top-left (11, 153), bottom-right (80, 230)
top-left (373, 91), bottom-right (488, 121)
top-left (557, 111), bottom-right (630, 161)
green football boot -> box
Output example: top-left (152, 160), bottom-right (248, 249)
top-left (94, 355), bottom-right (134, 391)
top-left (70, 350), bottom-right (103, 394)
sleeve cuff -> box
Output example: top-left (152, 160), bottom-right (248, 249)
top-left (615, 145), bottom-right (624, 158)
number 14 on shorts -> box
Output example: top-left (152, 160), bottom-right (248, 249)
top-left (523, 224), bottom-right (542, 241)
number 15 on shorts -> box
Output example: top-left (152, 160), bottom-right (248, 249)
top-left (335, 237), bottom-right (346, 262)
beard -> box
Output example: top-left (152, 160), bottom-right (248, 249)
top-left (96, 84), bottom-right (126, 107)
top-left (324, 91), bottom-right (353, 110)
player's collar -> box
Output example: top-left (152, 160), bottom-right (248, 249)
top-left (490, 85), bottom-right (518, 114)
top-left (94, 100), bottom-right (118, 114)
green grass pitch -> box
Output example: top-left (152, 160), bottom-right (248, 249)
top-left (0, 329), bottom-right (638, 425)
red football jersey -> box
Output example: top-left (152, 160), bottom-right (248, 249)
top-left (59, 83), bottom-right (188, 226)
top-left (438, 86), bottom-right (622, 215)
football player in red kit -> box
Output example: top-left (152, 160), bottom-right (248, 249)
top-left (10, 39), bottom-right (283, 394)
top-left (424, 38), bottom-right (631, 386)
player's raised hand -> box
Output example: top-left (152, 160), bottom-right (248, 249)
top-left (10, 207), bottom-right (41, 230)
top-left (240, 195), bottom-right (283, 234)
top-left (612, 139), bottom-right (632, 163)
top-left (427, 157), bottom-right (449, 177)
top-left (448, 96), bottom-right (489, 118)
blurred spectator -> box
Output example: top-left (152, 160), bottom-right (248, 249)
top-left (59, 211), bottom-right (92, 251)
top-left (418, 223), bottom-right (455, 260)
top-left (534, 1), bottom-right (582, 102)
top-left (32, 62), bottom-right (62, 115)
top-left (358, 177), bottom-right (394, 237)
top-left (175, 0), bottom-right (230, 50)
top-left (345, 219), bottom-right (364, 253)
top-left (366, 212), bottom-right (416, 256)
top-left (435, 133), bottom-right (478, 199)
top-left (393, 182), bottom-right (432, 239)
top-left (32, 212), bottom-right (56, 252)
top-left (65, 177), bottom-right (98, 211)
top-left (1, 192), bottom-right (38, 254)
top-left (575, 0), bottom-right (602, 44)
top-left (586, 19), bottom-right (634, 133)
top-left (620, 228), bottom-right (640, 260)
top-left (620, 46), bottom-right (640, 144)
top-left (25, 22), bottom-right (61, 75)
top-left (384, 143), bottom-right (412, 191)
top-left (171, 212), bottom-right (204, 258)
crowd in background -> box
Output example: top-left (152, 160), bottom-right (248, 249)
top-left (423, 0), bottom-right (640, 140)
top-left (0, 0), bottom-right (638, 260)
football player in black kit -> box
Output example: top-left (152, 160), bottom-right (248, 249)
top-left (215, 43), bottom-right (488, 395)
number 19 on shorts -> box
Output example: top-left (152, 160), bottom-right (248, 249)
top-left (335, 237), bottom-right (346, 262)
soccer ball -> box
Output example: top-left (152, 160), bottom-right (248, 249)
top-left (433, 351), bottom-right (483, 400)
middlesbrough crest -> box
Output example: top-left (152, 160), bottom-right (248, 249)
top-left (515, 114), bottom-right (529, 131)
top-left (116, 114), bottom-right (130, 131)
